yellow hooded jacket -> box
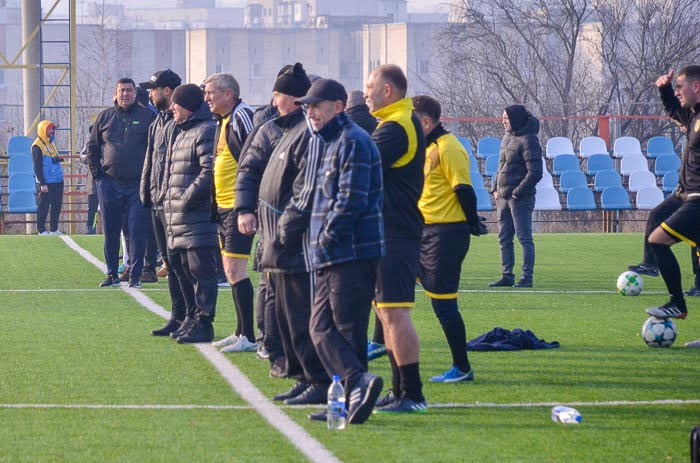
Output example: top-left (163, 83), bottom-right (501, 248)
top-left (31, 120), bottom-right (64, 184)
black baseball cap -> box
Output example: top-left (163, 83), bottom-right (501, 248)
top-left (139, 69), bottom-right (182, 90)
top-left (295, 78), bottom-right (347, 106)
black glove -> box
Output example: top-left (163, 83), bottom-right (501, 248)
top-left (469, 215), bottom-right (488, 236)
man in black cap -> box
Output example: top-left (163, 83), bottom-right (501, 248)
top-left (139, 70), bottom-right (197, 337)
top-left (489, 104), bottom-right (543, 288)
top-left (87, 77), bottom-right (156, 288)
top-left (162, 83), bottom-right (219, 344)
top-left (279, 78), bottom-right (386, 424)
top-left (235, 63), bottom-right (313, 376)
top-left (257, 63), bottom-right (330, 406)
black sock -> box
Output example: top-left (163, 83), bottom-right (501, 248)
top-left (387, 350), bottom-right (400, 396)
top-left (433, 299), bottom-right (471, 372)
top-left (651, 243), bottom-right (685, 305)
top-left (232, 278), bottom-right (255, 341)
top-left (372, 314), bottom-right (385, 344)
top-left (399, 363), bottom-right (424, 402)
top-left (231, 286), bottom-right (242, 337)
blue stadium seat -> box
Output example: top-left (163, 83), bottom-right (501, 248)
top-left (567, 187), bottom-right (596, 210)
top-left (579, 136), bottom-right (608, 158)
top-left (8, 172), bottom-right (36, 192)
top-left (546, 136), bottom-right (575, 159)
top-left (8, 190), bottom-right (37, 213)
top-left (484, 154), bottom-right (499, 176)
top-left (593, 170), bottom-right (622, 192)
top-left (661, 171), bottom-right (678, 193)
top-left (628, 170), bottom-right (657, 193)
top-left (552, 154), bottom-right (581, 175)
top-left (476, 137), bottom-right (500, 159)
top-left (601, 186), bottom-right (631, 210)
top-left (646, 136), bottom-right (675, 159)
top-left (654, 154), bottom-right (681, 176)
top-left (457, 136), bottom-right (474, 157)
top-left (468, 153), bottom-right (480, 174)
top-left (475, 187), bottom-right (493, 211)
top-left (620, 154), bottom-right (649, 176)
top-left (470, 173), bottom-right (485, 189)
top-left (559, 170), bottom-right (587, 193)
top-left (585, 153), bottom-right (614, 176)
top-left (7, 135), bottom-right (32, 157)
top-left (8, 154), bottom-right (34, 175)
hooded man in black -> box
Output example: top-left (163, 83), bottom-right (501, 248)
top-left (489, 104), bottom-right (543, 288)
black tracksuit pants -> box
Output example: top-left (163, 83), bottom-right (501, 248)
top-left (268, 272), bottom-right (328, 384)
top-left (178, 246), bottom-right (218, 318)
top-left (310, 259), bottom-right (376, 391)
top-left (36, 181), bottom-right (63, 233)
top-left (152, 209), bottom-right (195, 319)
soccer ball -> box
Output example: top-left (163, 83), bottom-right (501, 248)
top-left (642, 317), bottom-right (677, 348)
top-left (617, 271), bottom-right (643, 296)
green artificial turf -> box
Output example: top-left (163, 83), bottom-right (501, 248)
top-left (0, 234), bottom-right (698, 462)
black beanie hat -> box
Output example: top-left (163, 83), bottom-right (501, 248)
top-left (504, 105), bottom-right (529, 132)
top-left (172, 84), bottom-right (204, 112)
top-left (273, 63), bottom-right (311, 98)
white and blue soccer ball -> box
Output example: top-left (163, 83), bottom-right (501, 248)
top-left (642, 317), bottom-right (677, 348)
top-left (617, 271), bottom-right (643, 296)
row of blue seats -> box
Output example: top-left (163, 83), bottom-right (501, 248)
top-left (455, 135), bottom-right (679, 161)
top-left (546, 153), bottom-right (679, 177)
top-left (553, 170), bottom-right (677, 194)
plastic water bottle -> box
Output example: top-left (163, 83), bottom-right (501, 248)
top-left (327, 375), bottom-right (346, 430)
top-left (551, 406), bottom-right (582, 424)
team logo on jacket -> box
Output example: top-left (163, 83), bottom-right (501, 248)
top-left (278, 151), bottom-right (286, 160)
top-left (695, 120), bottom-right (700, 133)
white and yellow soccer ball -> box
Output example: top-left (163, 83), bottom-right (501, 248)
top-left (617, 271), bottom-right (643, 296)
top-left (642, 317), bottom-right (677, 348)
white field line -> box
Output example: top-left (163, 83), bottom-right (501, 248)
top-left (60, 236), bottom-right (340, 463)
top-left (0, 288), bottom-right (669, 295)
top-left (3, 398), bottom-right (699, 411)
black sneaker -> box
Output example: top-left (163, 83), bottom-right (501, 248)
top-left (374, 391), bottom-right (398, 408)
top-left (151, 317), bottom-right (182, 337)
top-left (347, 372), bottom-right (383, 425)
top-left (628, 263), bottom-right (659, 277)
top-left (269, 361), bottom-right (287, 379)
top-left (141, 270), bottom-right (158, 284)
top-left (514, 277), bottom-right (533, 288)
top-left (308, 409), bottom-right (327, 422)
top-left (646, 300), bottom-right (688, 320)
top-left (488, 276), bottom-right (514, 287)
top-left (684, 286), bottom-right (700, 297)
top-left (99, 275), bottom-right (120, 288)
top-left (284, 383), bottom-right (328, 405)
top-left (128, 278), bottom-right (142, 288)
top-left (374, 397), bottom-right (428, 414)
top-left (273, 381), bottom-right (309, 402)
top-left (170, 316), bottom-right (195, 339)
top-left (177, 316), bottom-right (214, 344)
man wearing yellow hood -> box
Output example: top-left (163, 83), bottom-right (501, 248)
top-left (31, 120), bottom-right (64, 235)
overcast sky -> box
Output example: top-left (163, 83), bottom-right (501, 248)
top-left (218, 0), bottom-right (441, 12)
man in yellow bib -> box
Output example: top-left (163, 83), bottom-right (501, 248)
top-left (203, 73), bottom-right (257, 352)
top-left (413, 95), bottom-right (485, 384)
top-left (365, 65), bottom-right (426, 413)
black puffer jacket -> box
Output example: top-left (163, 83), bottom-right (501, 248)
top-left (257, 109), bottom-right (311, 273)
top-left (86, 103), bottom-right (155, 183)
top-left (140, 110), bottom-right (175, 210)
top-left (234, 114), bottom-right (286, 214)
top-left (162, 103), bottom-right (218, 250)
top-left (492, 113), bottom-right (543, 199)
